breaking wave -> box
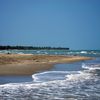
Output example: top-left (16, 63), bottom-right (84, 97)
top-left (0, 50), bottom-right (100, 57)
top-left (0, 63), bottom-right (100, 99)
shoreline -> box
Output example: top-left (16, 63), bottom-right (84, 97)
top-left (0, 54), bottom-right (93, 75)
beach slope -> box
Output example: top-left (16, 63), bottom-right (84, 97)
top-left (0, 54), bottom-right (93, 75)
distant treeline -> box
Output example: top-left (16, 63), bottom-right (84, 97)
top-left (0, 46), bottom-right (69, 50)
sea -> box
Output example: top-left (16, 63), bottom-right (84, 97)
top-left (0, 50), bottom-right (100, 100)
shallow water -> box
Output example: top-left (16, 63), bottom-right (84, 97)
top-left (0, 50), bottom-right (100, 100)
top-left (0, 76), bottom-right (32, 84)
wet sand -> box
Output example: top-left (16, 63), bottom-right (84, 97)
top-left (0, 54), bottom-right (93, 75)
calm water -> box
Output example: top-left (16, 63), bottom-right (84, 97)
top-left (0, 50), bottom-right (100, 100)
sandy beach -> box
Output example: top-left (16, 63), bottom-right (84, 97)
top-left (0, 54), bottom-right (93, 75)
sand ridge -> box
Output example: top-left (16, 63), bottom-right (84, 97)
top-left (0, 54), bottom-right (93, 75)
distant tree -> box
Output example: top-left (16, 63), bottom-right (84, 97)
top-left (0, 45), bottom-right (69, 50)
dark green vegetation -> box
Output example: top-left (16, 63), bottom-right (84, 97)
top-left (0, 46), bottom-right (69, 50)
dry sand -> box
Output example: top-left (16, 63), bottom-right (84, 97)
top-left (0, 54), bottom-right (93, 75)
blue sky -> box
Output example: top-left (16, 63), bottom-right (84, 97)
top-left (0, 0), bottom-right (100, 50)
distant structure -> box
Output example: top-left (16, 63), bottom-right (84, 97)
top-left (0, 46), bottom-right (69, 50)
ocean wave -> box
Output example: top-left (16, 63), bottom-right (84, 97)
top-left (82, 63), bottom-right (100, 70)
top-left (32, 71), bottom-right (70, 82)
top-left (32, 63), bottom-right (100, 83)
top-left (65, 71), bottom-right (93, 82)
top-left (0, 70), bottom-right (100, 100)
top-left (0, 50), bottom-right (100, 56)
top-left (65, 63), bottom-right (100, 82)
top-left (0, 63), bottom-right (100, 99)
top-left (80, 51), bottom-right (87, 54)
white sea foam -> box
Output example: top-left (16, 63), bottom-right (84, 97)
top-left (37, 50), bottom-right (41, 53)
top-left (0, 62), bottom-right (100, 100)
top-left (32, 71), bottom-right (69, 82)
top-left (32, 65), bottom-right (96, 84)
top-left (66, 71), bottom-right (92, 82)
top-left (82, 63), bottom-right (100, 70)
top-left (17, 52), bottom-right (24, 54)
top-left (44, 52), bottom-right (48, 54)
top-left (80, 51), bottom-right (87, 54)
top-left (65, 63), bottom-right (100, 82)
top-left (32, 62), bottom-right (100, 83)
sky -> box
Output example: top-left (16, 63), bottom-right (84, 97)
top-left (0, 0), bottom-right (100, 50)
